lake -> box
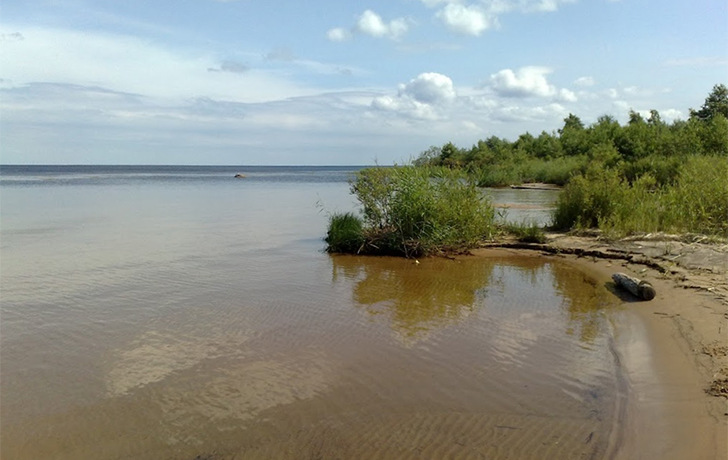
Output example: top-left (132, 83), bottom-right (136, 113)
top-left (1, 166), bottom-right (621, 459)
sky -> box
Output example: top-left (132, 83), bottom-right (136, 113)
top-left (1, 0), bottom-right (726, 165)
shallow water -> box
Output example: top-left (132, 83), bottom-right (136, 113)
top-left (1, 166), bottom-right (620, 459)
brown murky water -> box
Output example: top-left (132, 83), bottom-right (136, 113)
top-left (1, 167), bottom-right (621, 459)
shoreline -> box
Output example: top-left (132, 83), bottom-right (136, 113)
top-left (471, 233), bottom-right (727, 459)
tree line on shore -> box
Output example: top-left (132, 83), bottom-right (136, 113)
top-left (414, 83), bottom-right (728, 188)
top-left (326, 84), bottom-right (728, 256)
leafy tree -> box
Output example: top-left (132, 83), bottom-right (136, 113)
top-left (559, 113), bottom-right (588, 156)
top-left (413, 145), bottom-right (441, 167)
top-left (560, 113), bottom-right (585, 131)
top-left (690, 83), bottom-right (728, 121)
top-left (439, 142), bottom-right (464, 167)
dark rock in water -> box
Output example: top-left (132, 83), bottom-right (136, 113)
top-left (234, 173), bottom-right (246, 178)
top-left (612, 272), bottom-right (656, 300)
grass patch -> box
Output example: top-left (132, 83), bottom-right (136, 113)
top-left (325, 212), bottom-right (365, 254)
top-left (501, 221), bottom-right (548, 244)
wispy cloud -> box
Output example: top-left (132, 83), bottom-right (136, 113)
top-left (0, 25), bottom-right (315, 102)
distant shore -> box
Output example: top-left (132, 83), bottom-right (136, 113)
top-left (470, 233), bottom-right (727, 459)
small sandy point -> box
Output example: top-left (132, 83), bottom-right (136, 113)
top-left (473, 232), bottom-right (728, 459)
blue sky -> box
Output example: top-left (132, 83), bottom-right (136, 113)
top-left (1, 0), bottom-right (726, 165)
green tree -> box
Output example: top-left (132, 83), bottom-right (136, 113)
top-left (690, 83), bottom-right (728, 121)
top-left (413, 145), bottom-right (441, 167)
top-left (559, 113), bottom-right (588, 156)
top-left (439, 142), bottom-right (464, 168)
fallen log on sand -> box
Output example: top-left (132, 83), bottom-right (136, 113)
top-left (612, 272), bottom-right (656, 300)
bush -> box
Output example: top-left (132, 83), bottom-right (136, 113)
top-left (327, 166), bottom-right (496, 257)
top-left (552, 165), bottom-right (627, 231)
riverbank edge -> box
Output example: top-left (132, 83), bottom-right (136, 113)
top-left (471, 232), bottom-right (727, 459)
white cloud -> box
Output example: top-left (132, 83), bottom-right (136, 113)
top-left (372, 72), bottom-right (456, 120)
top-left (491, 102), bottom-right (567, 122)
top-left (399, 72), bottom-right (456, 104)
top-left (490, 66), bottom-right (556, 98)
top-left (574, 76), bottom-right (595, 87)
top-left (557, 88), bottom-right (577, 102)
top-left (512, 0), bottom-right (577, 13)
top-left (328, 10), bottom-right (409, 42)
top-left (436, 3), bottom-right (496, 36)
top-left (660, 108), bottom-right (683, 121)
top-left (421, 0), bottom-right (575, 36)
top-left (326, 27), bottom-right (351, 42)
top-left (356, 10), bottom-right (409, 40)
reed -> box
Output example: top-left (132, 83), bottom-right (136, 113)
top-left (325, 212), bottom-right (365, 253)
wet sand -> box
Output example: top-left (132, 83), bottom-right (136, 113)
top-left (474, 234), bottom-right (728, 459)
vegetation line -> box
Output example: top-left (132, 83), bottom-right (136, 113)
top-left (326, 84), bottom-right (728, 255)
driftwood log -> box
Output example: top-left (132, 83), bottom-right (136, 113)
top-left (612, 272), bottom-right (656, 300)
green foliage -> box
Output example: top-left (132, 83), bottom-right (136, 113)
top-left (502, 221), bottom-right (547, 243)
top-left (412, 84), bottom-right (727, 191)
top-left (552, 156), bottom-right (728, 237)
top-left (334, 166), bottom-right (496, 257)
top-left (690, 83), bottom-right (728, 121)
top-left (552, 166), bottom-right (628, 231)
top-left (325, 85), bottom-right (728, 259)
top-left (325, 213), bottom-right (365, 253)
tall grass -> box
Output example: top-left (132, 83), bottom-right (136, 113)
top-left (325, 212), bottom-right (365, 253)
top-left (552, 155), bottom-right (728, 237)
top-left (326, 166), bottom-right (497, 257)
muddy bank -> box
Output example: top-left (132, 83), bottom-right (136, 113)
top-left (474, 232), bottom-right (728, 459)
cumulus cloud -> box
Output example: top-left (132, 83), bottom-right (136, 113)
top-left (400, 72), bottom-right (456, 104)
top-left (328, 10), bottom-right (408, 41)
top-left (660, 108), bottom-right (683, 122)
top-left (491, 102), bottom-right (567, 122)
top-left (490, 66), bottom-right (556, 98)
top-left (437, 3), bottom-right (496, 36)
top-left (557, 88), bottom-right (577, 102)
top-left (372, 72), bottom-right (456, 120)
top-left (356, 10), bottom-right (409, 39)
top-left (422, 0), bottom-right (575, 36)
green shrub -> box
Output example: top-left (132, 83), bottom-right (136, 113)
top-left (325, 212), bottom-right (365, 253)
top-left (339, 166), bottom-right (496, 257)
top-left (665, 155), bottom-right (728, 235)
top-left (552, 165), bottom-right (627, 231)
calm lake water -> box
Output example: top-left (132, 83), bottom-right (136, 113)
top-left (1, 166), bottom-right (620, 459)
